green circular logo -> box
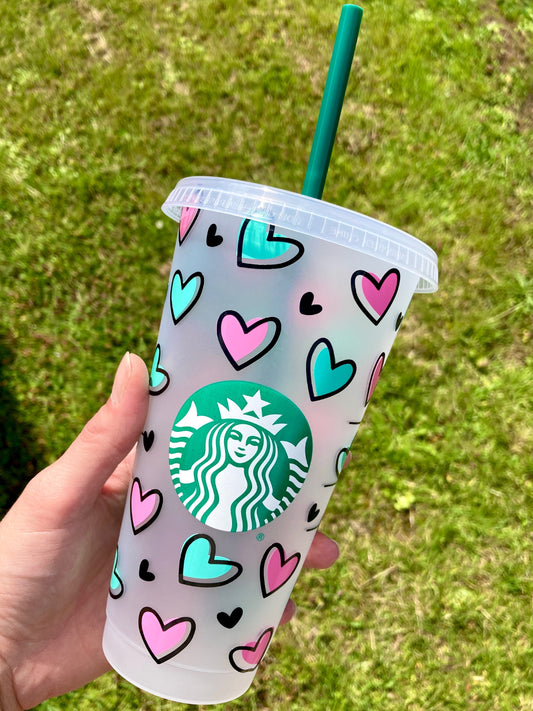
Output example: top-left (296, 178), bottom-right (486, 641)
top-left (169, 381), bottom-right (313, 533)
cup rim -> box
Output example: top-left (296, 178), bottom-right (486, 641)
top-left (162, 176), bottom-right (438, 293)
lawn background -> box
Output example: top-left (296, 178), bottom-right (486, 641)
top-left (1, 0), bottom-right (532, 709)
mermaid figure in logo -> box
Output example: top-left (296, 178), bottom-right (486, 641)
top-left (170, 390), bottom-right (310, 532)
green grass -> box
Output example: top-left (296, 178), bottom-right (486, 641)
top-left (1, 0), bottom-right (532, 708)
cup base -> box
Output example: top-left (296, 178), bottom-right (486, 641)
top-left (102, 619), bottom-right (254, 705)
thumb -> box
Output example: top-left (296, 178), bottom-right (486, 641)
top-left (44, 352), bottom-right (149, 514)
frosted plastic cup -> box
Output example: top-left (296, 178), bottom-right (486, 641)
top-left (102, 176), bottom-right (438, 704)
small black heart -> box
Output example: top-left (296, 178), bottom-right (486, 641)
top-left (307, 503), bottom-right (320, 522)
top-left (395, 312), bottom-right (404, 331)
top-left (206, 223), bottom-right (223, 247)
top-left (142, 430), bottom-right (155, 452)
top-left (139, 559), bottom-right (155, 582)
top-left (217, 607), bottom-right (243, 629)
top-left (299, 291), bottom-right (323, 316)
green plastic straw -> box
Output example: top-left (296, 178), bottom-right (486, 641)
top-left (302, 4), bottom-right (363, 199)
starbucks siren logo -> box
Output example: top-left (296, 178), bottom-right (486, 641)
top-left (169, 381), bottom-right (312, 532)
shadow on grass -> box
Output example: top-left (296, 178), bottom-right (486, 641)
top-left (0, 330), bottom-right (45, 516)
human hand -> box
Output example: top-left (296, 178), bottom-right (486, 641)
top-left (0, 353), bottom-right (341, 709)
top-left (0, 353), bottom-right (149, 710)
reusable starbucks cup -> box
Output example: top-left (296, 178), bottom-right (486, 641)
top-left (102, 176), bottom-right (438, 704)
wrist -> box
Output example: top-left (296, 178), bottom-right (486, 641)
top-left (0, 654), bottom-right (22, 711)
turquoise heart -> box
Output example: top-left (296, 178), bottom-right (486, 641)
top-left (241, 221), bottom-right (290, 260)
top-left (337, 450), bottom-right (347, 472)
top-left (149, 347), bottom-right (164, 388)
top-left (307, 338), bottom-right (356, 401)
top-left (149, 344), bottom-right (170, 395)
top-left (237, 219), bottom-right (304, 269)
top-left (109, 548), bottom-right (124, 599)
top-left (170, 270), bottom-right (204, 325)
top-left (314, 348), bottom-right (354, 397)
top-left (184, 537), bottom-right (231, 579)
top-left (110, 550), bottom-right (121, 590)
top-left (179, 534), bottom-right (243, 587)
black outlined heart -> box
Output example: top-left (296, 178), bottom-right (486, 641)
top-left (217, 310), bottom-right (281, 370)
top-left (237, 219), bottom-right (304, 269)
top-left (260, 543), bottom-right (301, 598)
top-left (395, 312), bottom-right (404, 331)
top-left (217, 607), bottom-right (243, 629)
top-left (229, 627), bottom-right (274, 672)
top-left (179, 534), bottom-right (243, 588)
top-left (138, 607), bottom-right (196, 664)
top-left (365, 352), bottom-right (386, 405)
top-left (299, 292), bottom-right (323, 316)
top-left (139, 559), bottom-right (156, 582)
top-left (351, 268), bottom-right (400, 325)
top-left (178, 207), bottom-right (200, 245)
top-left (323, 447), bottom-right (351, 488)
top-left (305, 503), bottom-right (321, 531)
top-left (130, 477), bottom-right (163, 535)
top-left (109, 548), bottom-right (124, 599)
top-left (142, 430), bottom-right (154, 451)
top-left (206, 223), bottom-right (223, 247)
top-left (148, 344), bottom-right (170, 396)
top-left (306, 338), bottom-right (357, 401)
top-left (170, 269), bottom-right (204, 325)
top-left (307, 503), bottom-right (320, 522)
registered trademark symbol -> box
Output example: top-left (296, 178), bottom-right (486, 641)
top-left (256, 532), bottom-right (265, 542)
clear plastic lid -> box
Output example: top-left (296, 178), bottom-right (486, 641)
top-left (162, 177), bottom-right (438, 292)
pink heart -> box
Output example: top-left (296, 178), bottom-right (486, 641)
top-left (179, 207), bottom-right (199, 244)
top-left (139, 607), bottom-right (195, 664)
top-left (130, 478), bottom-right (163, 534)
top-left (242, 629), bottom-right (272, 665)
top-left (260, 543), bottom-right (301, 597)
top-left (229, 628), bottom-right (274, 672)
top-left (217, 311), bottom-right (281, 370)
top-left (351, 268), bottom-right (400, 325)
top-left (221, 315), bottom-right (267, 360)
top-left (366, 352), bottom-right (385, 405)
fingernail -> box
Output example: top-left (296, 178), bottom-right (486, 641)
top-left (111, 352), bottom-right (132, 405)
